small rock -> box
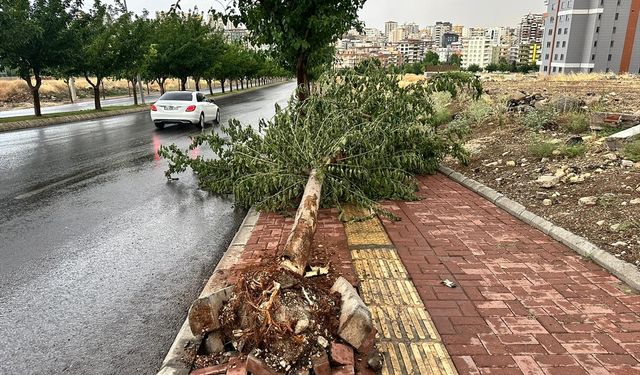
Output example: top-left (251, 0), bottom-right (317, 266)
top-left (367, 352), bottom-right (384, 371)
top-left (331, 342), bottom-right (355, 366)
top-left (612, 241), bottom-right (628, 247)
top-left (578, 196), bottom-right (598, 206)
top-left (536, 192), bottom-right (548, 200)
top-left (537, 175), bottom-right (560, 189)
top-left (506, 160), bottom-right (516, 167)
top-left (631, 198), bottom-right (640, 205)
top-left (485, 161), bottom-right (499, 167)
top-left (330, 277), bottom-right (374, 349)
top-left (555, 169), bottom-right (567, 178)
top-left (603, 153), bottom-right (618, 161)
top-left (595, 168), bottom-right (604, 173)
top-left (597, 220), bottom-right (606, 226)
top-left (543, 199), bottom-right (553, 206)
top-left (552, 149), bottom-right (562, 156)
top-left (317, 336), bottom-right (329, 348)
top-left (294, 319), bottom-right (310, 334)
top-left (610, 224), bottom-right (622, 232)
top-left (622, 160), bottom-right (634, 168)
top-left (203, 332), bottom-right (225, 355)
top-left (188, 286), bottom-right (235, 335)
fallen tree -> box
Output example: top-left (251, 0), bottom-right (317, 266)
top-left (160, 64), bottom-right (482, 274)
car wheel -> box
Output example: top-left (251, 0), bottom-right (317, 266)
top-left (214, 110), bottom-right (220, 124)
top-left (196, 113), bottom-right (204, 129)
top-left (155, 122), bottom-right (165, 130)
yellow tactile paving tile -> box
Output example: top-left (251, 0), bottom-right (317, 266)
top-left (343, 208), bottom-right (458, 375)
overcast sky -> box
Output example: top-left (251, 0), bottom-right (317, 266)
top-left (118, 0), bottom-right (545, 29)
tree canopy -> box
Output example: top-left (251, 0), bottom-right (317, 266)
top-left (222, 0), bottom-right (366, 99)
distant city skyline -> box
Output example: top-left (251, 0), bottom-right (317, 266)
top-left (113, 0), bottom-right (545, 29)
top-left (359, 0), bottom-right (546, 29)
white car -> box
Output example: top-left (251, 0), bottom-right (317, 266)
top-left (150, 91), bottom-right (220, 130)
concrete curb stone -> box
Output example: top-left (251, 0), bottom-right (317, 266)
top-left (157, 208), bottom-right (260, 375)
top-left (438, 165), bottom-right (640, 292)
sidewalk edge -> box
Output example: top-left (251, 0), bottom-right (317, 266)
top-left (439, 165), bottom-right (640, 292)
top-left (157, 208), bottom-right (260, 375)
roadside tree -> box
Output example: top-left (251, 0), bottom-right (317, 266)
top-left (0, 0), bottom-right (80, 116)
top-left (222, 0), bottom-right (367, 100)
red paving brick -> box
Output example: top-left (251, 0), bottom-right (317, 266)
top-left (380, 174), bottom-right (640, 374)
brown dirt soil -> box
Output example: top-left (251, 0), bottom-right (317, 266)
top-left (192, 258), bottom-right (346, 374)
top-left (446, 76), bottom-right (640, 270)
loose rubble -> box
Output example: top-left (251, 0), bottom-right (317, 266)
top-left (186, 264), bottom-right (382, 375)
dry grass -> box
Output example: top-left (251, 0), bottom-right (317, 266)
top-left (0, 77), bottom-right (218, 105)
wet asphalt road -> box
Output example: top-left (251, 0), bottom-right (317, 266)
top-left (0, 82), bottom-right (295, 374)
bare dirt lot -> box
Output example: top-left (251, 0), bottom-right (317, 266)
top-left (445, 73), bottom-right (640, 269)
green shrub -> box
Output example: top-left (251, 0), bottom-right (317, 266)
top-left (560, 144), bottom-right (587, 158)
top-left (463, 99), bottom-right (493, 126)
top-left (529, 141), bottom-right (558, 158)
top-left (623, 140), bottom-right (640, 162)
top-left (564, 113), bottom-right (590, 133)
top-left (522, 108), bottom-right (559, 130)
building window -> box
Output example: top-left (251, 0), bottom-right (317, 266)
top-left (556, 41), bottom-right (560, 47)
top-left (598, 14), bottom-right (602, 20)
top-left (544, 66), bottom-right (548, 72)
top-left (611, 40), bottom-right (615, 47)
top-left (549, 29), bottom-right (553, 35)
top-left (608, 54), bottom-right (612, 61)
top-left (553, 67), bottom-right (557, 72)
top-left (590, 68), bottom-right (594, 73)
top-left (613, 27), bottom-right (617, 34)
top-left (615, 13), bottom-right (619, 20)
top-left (559, 67), bottom-right (563, 73)
top-left (562, 41), bottom-right (566, 47)
top-left (592, 54), bottom-right (596, 61)
top-left (596, 26), bottom-right (600, 33)
top-left (547, 42), bottom-right (551, 47)
top-left (594, 40), bottom-right (598, 47)
top-left (564, 28), bottom-right (569, 34)
top-left (554, 54), bottom-right (558, 60)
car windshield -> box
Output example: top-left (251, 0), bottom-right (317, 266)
top-left (159, 92), bottom-right (193, 101)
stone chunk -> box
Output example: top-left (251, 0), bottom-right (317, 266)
top-left (226, 357), bottom-right (247, 375)
top-left (188, 286), bottom-right (234, 336)
top-left (332, 365), bottom-right (356, 375)
top-left (537, 175), bottom-right (559, 189)
top-left (246, 352), bottom-right (284, 375)
top-left (203, 331), bottom-right (225, 355)
top-left (331, 342), bottom-right (355, 366)
top-left (330, 277), bottom-right (373, 349)
top-left (190, 363), bottom-right (228, 375)
top-left (578, 196), bottom-right (598, 206)
top-left (312, 352), bottom-right (331, 375)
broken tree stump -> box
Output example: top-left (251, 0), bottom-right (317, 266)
top-left (280, 169), bottom-right (323, 276)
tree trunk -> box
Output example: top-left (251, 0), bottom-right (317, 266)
top-left (194, 77), bottom-right (201, 92)
top-left (280, 169), bottom-right (323, 275)
top-left (220, 79), bottom-right (225, 93)
top-left (32, 88), bottom-right (42, 117)
top-left (131, 79), bottom-right (139, 106)
top-left (146, 82), bottom-right (150, 95)
top-left (229, 79), bottom-right (233, 92)
top-left (24, 73), bottom-right (43, 117)
top-left (296, 55), bottom-right (309, 101)
top-left (240, 79), bottom-right (244, 90)
top-left (158, 78), bottom-right (166, 95)
top-left (235, 80), bottom-right (239, 90)
top-left (180, 77), bottom-right (187, 91)
top-left (207, 79), bottom-right (213, 95)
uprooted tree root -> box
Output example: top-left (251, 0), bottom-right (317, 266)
top-left (205, 262), bottom-right (343, 373)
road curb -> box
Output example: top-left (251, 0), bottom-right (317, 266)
top-left (438, 165), bottom-right (640, 292)
top-left (157, 208), bottom-right (259, 375)
top-left (0, 107), bottom-right (149, 133)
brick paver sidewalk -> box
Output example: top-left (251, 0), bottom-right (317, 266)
top-left (381, 174), bottom-right (640, 374)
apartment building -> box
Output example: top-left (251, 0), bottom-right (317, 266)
top-left (540, 0), bottom-right (640, 74)
top-left (397, 39), bottom-right (427, 64)
top-left (385, 21), bottom-right (399, 39)
top-left (462, 36), bottom-right (500, 68)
